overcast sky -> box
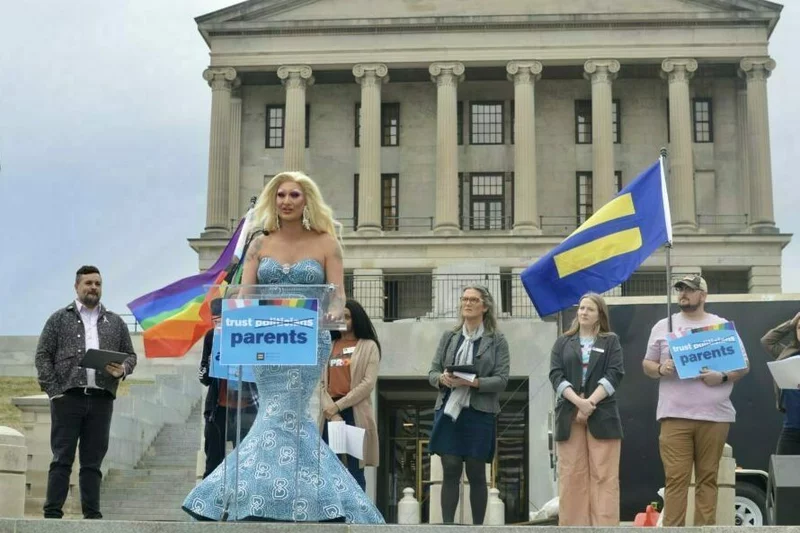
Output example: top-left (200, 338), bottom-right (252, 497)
top-left (0, 1), bottom-right (797, 335)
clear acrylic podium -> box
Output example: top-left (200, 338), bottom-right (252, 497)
top-left (209, 283), bottom-right (344, 522)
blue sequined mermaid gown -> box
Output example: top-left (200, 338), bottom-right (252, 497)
top-left (182, 258), bottom-right (385, 523)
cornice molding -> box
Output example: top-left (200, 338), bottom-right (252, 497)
top-left (197, 11), bottom-right (780, 42)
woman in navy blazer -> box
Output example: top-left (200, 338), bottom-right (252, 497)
top-left (549, 292), bottom-right (624, 526)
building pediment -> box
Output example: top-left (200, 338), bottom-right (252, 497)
top-left (197, 0), bottom-right (781, 23)
top-left (197, 0), bottom-right (782, 43)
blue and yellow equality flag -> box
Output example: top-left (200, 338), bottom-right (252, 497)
top-left (521, 159), bottom-right (672, 317)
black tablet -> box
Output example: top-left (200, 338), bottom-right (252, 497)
top-left (80, 349), bottom-right (129, 370)
top-left (445, 364), bottom-right (477, 374)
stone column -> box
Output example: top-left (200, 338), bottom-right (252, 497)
top-left (228, 95), bottom-right (243, 223)
top-left (429, 62), bottom-right (465, 235)
top-left (353, 64), bottom-right (389, 235)
top-left (740, 57), bottom-right (778, 233)
top-left (584, 60), bottom-right (620, 210)
top-left (202, 67), bottom-right (239, 236)
top-left (507, 61), bottom-right (543, 235)
top-left (277, 65), bottom-right (314, 172)
top-left (735, 81), bottom-right (751, 226)
top-left (662, 58), bottom-right (698, 232)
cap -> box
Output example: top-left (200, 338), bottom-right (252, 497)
top-left (673, 275), bottom-right (708, 292)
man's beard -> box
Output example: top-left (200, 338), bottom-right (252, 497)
top-left (80, 293), bottom-right (100, 307)
top-left (679, 301), bottom-right (700, 312)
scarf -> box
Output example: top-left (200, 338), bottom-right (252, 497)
top-left (443, 322), bottom-right (484, 421)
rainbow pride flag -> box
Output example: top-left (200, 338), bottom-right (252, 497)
top-left (127, 218), bottom-right (247, 358)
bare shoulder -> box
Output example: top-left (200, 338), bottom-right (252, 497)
top-left (245, 232), bottom-right (268, 260)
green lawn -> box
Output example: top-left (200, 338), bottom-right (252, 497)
top-left (0, 377), bottom-right (143, 431)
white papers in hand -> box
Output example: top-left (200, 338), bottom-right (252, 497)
top-left (345, 425), bottom-right (365, 460)
top-left (326, 420), bottom-right (347, 454)
top-left (452, 371), bottom-right (477, 383)
top-left (767, 355), bottom-right (800, 390)
top-left (326, 421), bottom-right (366, 460)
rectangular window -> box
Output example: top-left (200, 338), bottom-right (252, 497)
top-left (457, 101), bottom-right (464, 146)
top-left (353, 174), bottom-right (359, 230)
top-left (382, 103), bottom-right (400, 146)
top-left (266, 105), bottom-right (285, 148)
top-left (575, 100), bottom-right (592, 144)
top-left (381, 174), bottom-right (399, 230)
top-left (576, 171), bottom-right (593, 225)
top-left (355, 103), bottom-right (361, 147)
top-left (666, 99), bottom-right (670, 143)
top-left (356, 103), bottom-right (401, 147)
top-left (693, 98), bottom-right (713, 143)
top-left (510, 100), bottom-right (515, 145)
top-left (265, 105), bottom-right (309, 148)
top-left (469, 173), bottom-right (506, 229)
top-left (305, 104), bottom-right (310, 148)
top-left (575, 100), bottom-right (620, 144)
top-left (576, 171), bottom-right (623, 225)
top-left (470, 102), bottom-right (504, 145)
top-left (354, 174), bottom-right (399, 230)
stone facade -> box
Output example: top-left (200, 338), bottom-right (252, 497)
top-left (189, 0), bottom-right (790, 299)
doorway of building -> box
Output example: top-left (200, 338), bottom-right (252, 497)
top-left (376, 378), bottom-right (529, 524)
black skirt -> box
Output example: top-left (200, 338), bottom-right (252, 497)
top-left (428, 391), bottom-right (496, 462)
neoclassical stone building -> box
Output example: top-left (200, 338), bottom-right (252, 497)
top-left (190, 0), bottom-right (788, 522)
top-left (191, 0), bottom-right (789, 319)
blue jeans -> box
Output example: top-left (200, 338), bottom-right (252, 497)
top-left (322, 406), bottom-right (366, 491)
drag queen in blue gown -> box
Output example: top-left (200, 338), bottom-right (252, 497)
top-left (182, 172), bottom-right (384, 524)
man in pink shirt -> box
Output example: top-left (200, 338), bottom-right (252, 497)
top-left (642, 275), bottom-right (749, 526)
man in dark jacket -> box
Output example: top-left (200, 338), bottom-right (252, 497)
top-left (198, 298), bottom-right (257, 478)
top-left (35, 265), bottom-right (137, 519)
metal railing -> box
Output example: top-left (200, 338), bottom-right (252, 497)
top-left (345, 271), bottom-right (683, 321)
top-left (346, 271), bottom-right (529, 320)
top-left (337, 213), bottom-right (751, 235)
top-left (459, 215), bottom-right (513, 231)
top-left (339, 217), bottom-right (435, 231)
top-left (120, 314), bottom-right (141, 333)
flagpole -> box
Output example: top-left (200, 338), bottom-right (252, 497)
top-left (660, 147), bottom-right (673, 333)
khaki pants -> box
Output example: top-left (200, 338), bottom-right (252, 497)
top-left (659, 418), bottom-right (729, 527)
top-left (557, 419), bottom-right (621, 526)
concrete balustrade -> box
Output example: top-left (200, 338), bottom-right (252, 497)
top-left (0, 427), bottom-right (26, 518)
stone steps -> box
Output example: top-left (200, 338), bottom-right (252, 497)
top-left (99, 401), bottom-right (203, 521)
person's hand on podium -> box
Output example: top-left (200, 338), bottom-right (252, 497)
top-left (105, 362), bottom-right (125, 379)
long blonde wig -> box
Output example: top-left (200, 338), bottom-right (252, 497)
top-left (253, 171), bottom-right (342, 245)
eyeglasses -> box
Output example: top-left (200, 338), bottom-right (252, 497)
top-left (461, 297), bottom-right (482, 304)
top-left (673, 286), bottom-right (697, 294)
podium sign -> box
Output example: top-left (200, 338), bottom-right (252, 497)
top-left (220, 298), bottom-right (319, 366)
top-left (667, 322), bottom-right (747, 379)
